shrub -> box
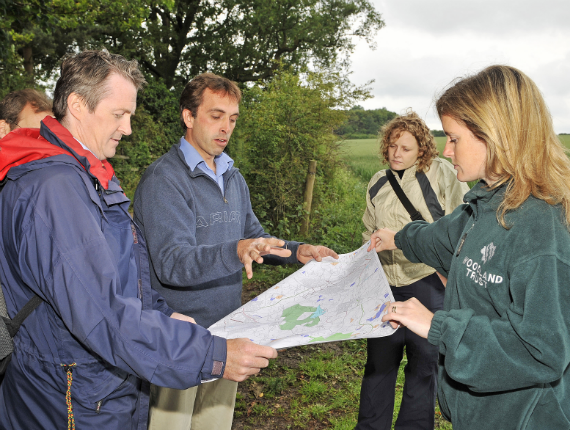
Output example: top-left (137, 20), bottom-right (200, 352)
top-left (234, 68), bottom-right (368, 240)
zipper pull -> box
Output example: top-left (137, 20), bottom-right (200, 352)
top-left (224, 197), bottom-right (228, 204)
top-left (96, 400), bottom-right (102, 413)
top-left (455, 222), bottom-right (475, 256)
top-left (455, 233), bottom-right (468, 256)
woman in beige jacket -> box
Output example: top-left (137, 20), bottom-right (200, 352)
top-left (356, 111), bottom-right (468, 430)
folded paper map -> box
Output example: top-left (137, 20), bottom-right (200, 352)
top-left (209, 242), bottom-right (396, 349)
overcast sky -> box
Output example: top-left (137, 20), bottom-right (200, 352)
top-left (349, 0), bottom-right (570, 133)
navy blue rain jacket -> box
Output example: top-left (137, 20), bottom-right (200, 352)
top-left (0, 118), bottom-right (226, 429)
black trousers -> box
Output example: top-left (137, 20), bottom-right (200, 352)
top-left (355, 273), bottom-right (445, 430)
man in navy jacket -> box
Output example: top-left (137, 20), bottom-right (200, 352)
top-left (134, 73), bottom-right (338, 430)
top-left (0, 51), bottom-right (277, 430)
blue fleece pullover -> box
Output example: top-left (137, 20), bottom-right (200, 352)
top-left (133, 143), bottom-right (300, 328)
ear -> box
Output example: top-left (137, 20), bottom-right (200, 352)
top-left (182, 108), bottom-right (196, 130)
top-left (0, 120), bottom-right (11, 139)
top-left (66, 92), bottom-right (87, 122)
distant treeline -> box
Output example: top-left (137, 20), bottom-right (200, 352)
top-left (336, 106), bottom-right (446, 139)
top-left (336, 106), bottom-right (397, 139)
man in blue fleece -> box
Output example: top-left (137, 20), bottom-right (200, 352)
top-left (134, 73), bottom-right (338, 430)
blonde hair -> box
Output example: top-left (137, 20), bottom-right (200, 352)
top-left (380, 109), bottom-right (439, 173)
top-left (436, 65), bottom-right (570, 228)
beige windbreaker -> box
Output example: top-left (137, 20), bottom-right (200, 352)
top-left (362, 157), bottom-right (469, 287)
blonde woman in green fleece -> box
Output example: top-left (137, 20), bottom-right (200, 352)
top-left (369, 65), bottom-right (570, 430)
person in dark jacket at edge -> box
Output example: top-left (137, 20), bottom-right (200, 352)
top-left (371, 65), bottom-right (570, 430)
top-left (134, 73), bottom-right (339, 430)
top-left (0, 50), bottom-right (279, 430)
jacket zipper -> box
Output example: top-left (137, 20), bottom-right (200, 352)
top-left (193, 168), bottom-right (236, 204)
top-left (455, 222), bottom-right (475, 257)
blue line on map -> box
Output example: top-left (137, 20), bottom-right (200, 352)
top-left (366, 303), bottom-right (387, 322)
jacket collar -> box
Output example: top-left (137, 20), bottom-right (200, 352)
top-left (0, 116), bottom-right (116, 189)
top-left (464, 180), bottom-right (506, 216)
top-left (389, 161), bottom-right (418, 180)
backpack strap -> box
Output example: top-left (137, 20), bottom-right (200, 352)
top-left (415, 171), bottom-right (445, 222)
top-left (385, 170), bottom-right (425, 222)
top-left (0, 174), bottom-right (43, 338)
top-left (3, 293), bottom-right (43, 337)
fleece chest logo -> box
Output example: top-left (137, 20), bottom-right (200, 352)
top-left (196, 211), bottom-right (241, 228)
top-left (462, 256), bottom-right (503, 288)
top-left (481, 242), bottom-right (496, 263)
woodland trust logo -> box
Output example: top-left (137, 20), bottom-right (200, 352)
top-left (481, 242), bottom-right (496, 263)
top-left (462, 242), bottom-right (503, 288)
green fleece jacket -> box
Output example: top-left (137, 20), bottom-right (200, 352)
top-left (395, 181), bottom-right (570, 430)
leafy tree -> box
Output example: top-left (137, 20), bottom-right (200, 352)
top-left (2, 0), bottom-right (384, 90)
top-left (0, 48), bottom-right (28, 98)
top-left (0, 0), bottom-right (159, 87)
top-left (95, 0), bottom-right (384, 88)
top-left (233, 68), bottom-right (370, 238)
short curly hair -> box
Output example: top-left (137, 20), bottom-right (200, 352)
top-left (380, 109), bottom-right (438, 173)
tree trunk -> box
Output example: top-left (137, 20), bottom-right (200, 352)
top-left (23, 45), bottom-right (34, 84)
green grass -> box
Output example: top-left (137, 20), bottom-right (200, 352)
top-left (234, 338), bottom-right (369, 429)
top-left (340, 137), bottom-right (450, 183)
top-left (342, 135), bottom-right (570, 185)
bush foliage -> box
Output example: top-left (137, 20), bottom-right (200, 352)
top-left (232, 69), bottom-right (368, 240)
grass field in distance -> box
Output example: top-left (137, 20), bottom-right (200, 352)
top-left (342, 135), bottom-right (570, 184)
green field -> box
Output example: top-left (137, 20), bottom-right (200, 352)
top-left (340, 137), bottom-right (447, 183)
top-left (342, 135), bottom-right (570, 183)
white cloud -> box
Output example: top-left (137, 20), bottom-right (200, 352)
top-left (350, 0), bottom-right (570, 132)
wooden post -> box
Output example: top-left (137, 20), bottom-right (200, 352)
top-left (300, 160), bottom-right (317, 235)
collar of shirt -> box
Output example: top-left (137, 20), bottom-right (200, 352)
top-left (179, 136), bottom-right (234, 191)
top-left (74, 138), bottom-right (99, 159)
